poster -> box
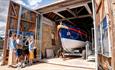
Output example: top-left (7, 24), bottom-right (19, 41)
top-left (97, 16), bottom-right (111, 56)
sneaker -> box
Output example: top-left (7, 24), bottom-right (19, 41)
top-left (21, 62), bottom-right (25, 68)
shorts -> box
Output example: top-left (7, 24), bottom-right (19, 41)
top-left (34, 49), bottom-right (37, 58)
top-left (29, 51), bottom-right (34, 60)
top-left (24, 49), bottom-right (29, 55)
top-left (16, 49), bottom-right (22, 57)
top-left (23, 46), bottom-right (29, 55)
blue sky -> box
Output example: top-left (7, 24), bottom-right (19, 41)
top-left (22, 0), bottom-right (59, 9)
top-left (15, 0), bottom-right (65, 9)
top-left (0, 0), bottom-right (65, 37)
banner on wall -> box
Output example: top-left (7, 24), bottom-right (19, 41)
top-left (97, 15), bottom-right (111, 56)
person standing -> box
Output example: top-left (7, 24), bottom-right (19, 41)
top-left (33, 46), bottom-right (37, 63)
top-left (28, 36), bottom-right (34, 65)
top-left (8, 33), bottom-right (16, 67)
top-left (23, 37), bottom-right (29, 65)
top-left (16, 35), bottom-right (23, 67)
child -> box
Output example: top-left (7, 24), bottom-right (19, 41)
top-left (33, 46), bottom-right (37, 63)
top-left (16, 35), bottom-right (23, 67)
top-left (28, 36), bottom-right (34, 65)
top-left (23, 37), bottom-right (29, 65)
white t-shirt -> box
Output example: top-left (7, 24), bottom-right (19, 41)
top-left (16, 39), bottom-right (22, 45)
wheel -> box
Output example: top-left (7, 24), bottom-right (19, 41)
top-left (82, 50), bottom-right (86, 59)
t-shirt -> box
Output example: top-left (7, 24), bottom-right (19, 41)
top-left (9, 38), bottom-right (16, 50)
top-left (23, 41), bottom-right (29, 50)
top-left (16, 39), bottom-right (23, 45)
top-left (29, 40), bottom-right (34, 52)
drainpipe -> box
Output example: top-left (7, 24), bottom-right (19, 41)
top-left (91, 0), bottom-right (98, 70)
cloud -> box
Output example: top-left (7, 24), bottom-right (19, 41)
top-left (20, 0), bottom-right (43, 9)
top-left (0, 26), bottom-right (5, 31)
top-left (0, 0), bottom-right (9, 6)
top-left (12, 0), bottom-right (26, 6)
top-left (0, 21), bottom-right (6, 37)
top-left (0, 14), bottom-right (7, 22)
top-left (0, 0), bottom-right (9, 22)
top-left (28, 0), bottom-right (42, 6)
top-left (0, 21), bottom-right (6, 29)
top-left (13, 0), bottom-right (65, 10)
top-left (0, 0), bottom-right (9, 37)
top-left (29, 0), bottom-right (66, 9)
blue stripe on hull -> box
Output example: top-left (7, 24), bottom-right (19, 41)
top-left (59, 28), bottom-right (86, 41)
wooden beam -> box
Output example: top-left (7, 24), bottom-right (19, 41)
top-left (96, 0), bottom-right (103, 14)
top-left (53, 1), bottom-right (91, 13)
top-left (39, 0), bottom-right (92, 14)
top-left (54, 12), bottom-right (65, 18)
top-left (66, 8), bottom-right (76, 17)
top-left (56, 14), bottom-right (92, 21)
top-left (108, 0), bottom-right (115, 69)
top-left (91, 0), bottom-right (98, 70)
top-left (76, 7), bottom-right (85, 15)
top-left (52, 3), bottom-right (85, 13)
top-left (11, 2), bottom-right (17, 16)
top-left (54, 12), bottom-right (73, 24)
top-left (84, 4), bottom-right (92, 15)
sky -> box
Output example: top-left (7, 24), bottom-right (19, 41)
top-left (0, 0), bottom-right (10, 37)
top-left (0, 0), bottom-right (65, 37)
top-left (14, 0), bottom-right (65, 9)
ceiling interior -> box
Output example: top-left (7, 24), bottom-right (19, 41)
top-left (38, 0), bottom-right (94, 40)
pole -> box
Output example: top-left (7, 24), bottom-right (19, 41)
top-left (2, 0), bottom-right (10, 65)
top-left (91, 0), bottom-right (98, 70)
top-left (38, 14), bottom-right (43, 61)
top-left (108, 0), bottom-right (115, 69)
top-left (17, 5), bottom-right (22, 35)
top-left (91, 28), bottom-right (94, 51)
top-left (35, 14), bottom-right (38, 61)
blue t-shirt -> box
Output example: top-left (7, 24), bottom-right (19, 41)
top-left (9, 38), bottom-right (16, 49)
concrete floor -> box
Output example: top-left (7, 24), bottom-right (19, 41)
top-left (0, 57), bottom-right (95, 70)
